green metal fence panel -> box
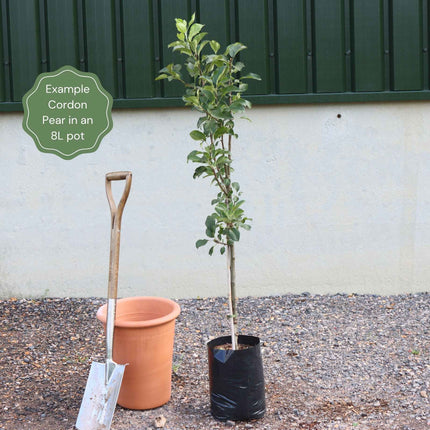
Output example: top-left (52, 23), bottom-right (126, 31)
top-left (391, 0), bottom-right (423, 90)
top-left (2, 0), bottom-right (430, 110)
top-left (122, 0), bottom-right (155, 98)
top-left (0, 1), bottom-right (4, 102)
top-left (85, 0), bottom-right (118, 97)
top-left (46, 0), bottom-right (80, 71)
top-left (0, 0), bottom-right (11, 103)
top-left (352, 0), bottom-right (385, 92)
top-left (422, 0), bottom-right (429, 90)
top-left (277, 0), bottom-right (308, 94)
top-left (199, 0), bottom-right (230, 48)
top-left (9, 0), bottom-right (41, 102)
top-left (313, 0), bottom-right (346, 93)
top-left (237, 0), bottom-right (269, 95)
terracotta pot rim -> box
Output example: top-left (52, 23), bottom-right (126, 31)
top-left (96, 296), bottom-right (181, 328)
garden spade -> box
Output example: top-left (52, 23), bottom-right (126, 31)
top-left (76, 171), bottom-right (132, 430)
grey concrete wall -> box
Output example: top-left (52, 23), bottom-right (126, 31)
top-left (1, 103), bottom-right (430, 298)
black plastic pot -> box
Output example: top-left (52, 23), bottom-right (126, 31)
top-left (207, 335), bottom-right (266, 421)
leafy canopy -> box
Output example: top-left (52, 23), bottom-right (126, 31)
top-left (157, 14), bottom-right (260, 255)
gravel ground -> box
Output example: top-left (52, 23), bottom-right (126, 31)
top-left (0, 293), bottom-right (429, 430)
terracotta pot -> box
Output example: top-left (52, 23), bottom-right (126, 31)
top-left (97, 296), bottom-right (180, 410)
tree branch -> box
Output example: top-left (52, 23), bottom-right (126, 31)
top-left (227, 243), bottom-right (238, 349)
top-left (210, 166), bottom-right (229, 196)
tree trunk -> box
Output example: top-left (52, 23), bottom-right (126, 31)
top-left (227, 243), bottom-right (238, 349)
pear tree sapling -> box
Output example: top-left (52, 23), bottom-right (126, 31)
top-left (157, 14), bottom-right (260, 350)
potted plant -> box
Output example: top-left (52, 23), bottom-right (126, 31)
top-left (157, 14), bottom-right (265, 421)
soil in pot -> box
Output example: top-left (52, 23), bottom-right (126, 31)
top-left (207, 335), bottom-right (266, 421)
top-left (214, 343), bottom-right (251, 351)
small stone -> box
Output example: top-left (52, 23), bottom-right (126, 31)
top-left (154, 415), bottom-right (167, 428)
top-left (225, 420), bottom-right (235, 426)
top-left (420, 390), bottom-right (428, 398)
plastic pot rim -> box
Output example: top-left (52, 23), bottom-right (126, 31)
top-left (207, 335), bottom-right (261, 352)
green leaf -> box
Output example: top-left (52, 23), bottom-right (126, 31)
top-left (189, 23), bottom-right (204, 40)
top-left (234, 62), bottom-right (245, 71)
top-left (214, 126), bottom-right (229, 140)
top-left (179, 47), bottom-right (193, 56)
top-left (175, 18), bottom-right (187, 34)
top-left (227, 228), bottom-right (240, 241)
top-left (229, 99), bottom-right (247, 113)
top-left (220, 85), bottom-right (240, 97)
top-left (155, 74), bottom-right (168, 81)
top-left (215, 205), bottom-right (228, 219)
top-left (196, 239), bottom-right (208, 248)
top-left (161, 63), bottom-right (182, 81)
top-left (241, 72), bottom-right (261, 80)
top-left (243, 99), bottom-right (252, 109)
top-left (203, 119), bottom-right (218, 135)
top-left (205, 215), bottom-right (216, 238)
top-left (220, 247), bottom-right (226, 255)
top-left (205, 54), bottom-right (226, 65)
top-left (197, 38), bottom-right (209, 54)
top-left (193, 166), bottom-right (207, 179)
top-left (226, 42), bottom-right (247, 58)
top-left (168, 40), bottom-right (184, 49)
top-left (215, 156), bottom-right (231, 167)
top-left (238, 82), bottom-right (248, 92)
top-left (190, 130), bottom-right (206, 141)
top-left (183, 95), bottom-right (200, 106)
top-left (210, 107), bottom-right (232, 120)
top-left (197, 116), bottom-right (207, 129)
top-left (187, 150), bottom-right (204, 163)
top-left (210, 40), bottom-right (220, 54)
top-left (188, 13), bottom-right (196, 27)
top-left (212, 65), bottom-right (226, 85)
top-left (209, 246), bottom-right (214, 256)
top-left (232, 182), bottom-right (240, 192)
top-left (241, 223), bottom-right (251, 231)
top-left (200, 88), bottom-right (216, 104)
